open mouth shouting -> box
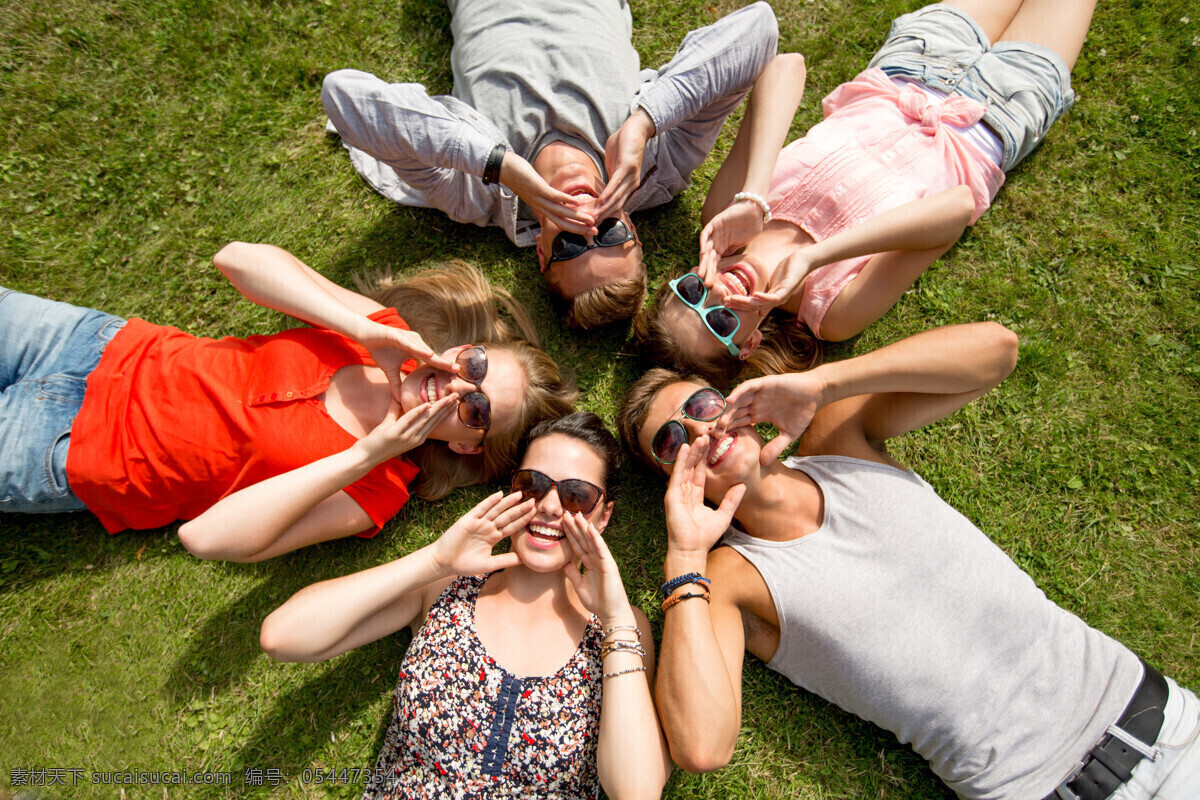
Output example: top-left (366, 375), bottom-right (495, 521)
top-left (721, 265), bottom-right (755, 297)
top-left (526, 522), bottom-right (565, 549)
top-left (708, 432), bottom-right (738, 468)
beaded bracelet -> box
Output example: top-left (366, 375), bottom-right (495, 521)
top-left (731, 191), bottom-right (772, 224)
top-left (602, 624), bottom-right (641, 641)
top-left (660, 572), bottom-right (711, 599)
top-left (603, 666), bottom-right (648, 680)
top-left (600, 640), bottom-right (646, 660)
top-left (661, 589), bottom-right (711, 613)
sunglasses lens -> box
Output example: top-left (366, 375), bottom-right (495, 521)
top-left (595, 218), bottom-right (630, 246)
top-left (458, 391), bottom-right (491, 430)
top-left (559, 480), bottom-right (602, 515)
top-left (510, 469), bottom-right (550, 502)
top-left (676, 273), bottom-right (706, 305)
top-left (552, 232), bottom-right (587, 261)
top-left (684, 388), bottom-right (726, 421)
top-left (456, 346), bottom-right (488, 381)
top-left (651, 420), bottom-right (689, 464)
top-left (705, 306), bottom-right (739, 337)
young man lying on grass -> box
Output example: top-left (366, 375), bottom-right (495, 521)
top-left (619, 323), bottom-right (1200, 799)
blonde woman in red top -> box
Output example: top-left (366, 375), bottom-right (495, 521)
top-left (0, 243), bottom-right (574, 561)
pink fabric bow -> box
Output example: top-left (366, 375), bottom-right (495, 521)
top-left (896, 82), bottom-right (986, 133)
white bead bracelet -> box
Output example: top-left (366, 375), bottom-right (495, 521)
top-left (731, 191), bottom-right (772, 223)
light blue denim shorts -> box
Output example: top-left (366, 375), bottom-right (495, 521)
top-left (0, 288), bottom-right (126, 513)
top-left (867, 3), bottom-right (1075, 172)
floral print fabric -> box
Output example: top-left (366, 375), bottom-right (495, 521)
top-left (363, 574), bottom-right (603, 800)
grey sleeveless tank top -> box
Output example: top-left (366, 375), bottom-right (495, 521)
top-left (722, 455), bottom-right (1141, 799)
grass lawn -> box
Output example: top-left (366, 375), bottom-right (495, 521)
top-left (2, 0), bottom-right (1198, 797)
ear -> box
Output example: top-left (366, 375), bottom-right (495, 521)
top-left (592, 500), bottom-right (615, 534)
top-left (448, 441), bottom-right (483, 456)
top-left (737, 328), bottom-right (763, 360)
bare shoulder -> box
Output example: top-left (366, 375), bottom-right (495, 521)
top-left (708, 546), bottom-right (770, 614)
top-left (796, 395), bottom-right (891, 464)
top-left (708, 545), bottom-right (780, 660)
top-left (414, 576), bottom-right (457, 632)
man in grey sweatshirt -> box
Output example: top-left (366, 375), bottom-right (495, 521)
top-left (322, 0), bottom-right (778, 328)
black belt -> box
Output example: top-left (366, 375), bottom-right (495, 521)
top-left (1042, 661), bottom-right (1169, 800)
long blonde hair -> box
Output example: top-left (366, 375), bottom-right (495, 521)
top-left (362, 261), bottom-right (577, 499)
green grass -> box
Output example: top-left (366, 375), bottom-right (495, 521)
top-left (2, 0), bottom-right (1198, 797)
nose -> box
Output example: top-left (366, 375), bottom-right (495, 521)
top-left (683, 416), bottom-right (716, 442)
top-left (448, 374), bottom-right (480, 396)
top-left (537, 486), bottom-right (564, 519)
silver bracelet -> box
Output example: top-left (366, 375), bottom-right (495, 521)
top-left (600, 640), bottom-right (647, 660)
top-left (601, 624), bottom-right (641, 641)
top-left (603, 665), bottom-right (648, 680)
top-left (731, 191), bottom-right (772, 223)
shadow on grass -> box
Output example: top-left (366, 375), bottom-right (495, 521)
top-left (226, 634), bottom-right (410, 788)
top-left (0, 510), bottom-right (177, 595)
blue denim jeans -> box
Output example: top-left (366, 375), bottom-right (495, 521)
top-left (0, 288), bottom-right (125, 512)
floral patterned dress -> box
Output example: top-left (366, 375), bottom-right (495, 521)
top-left (362, 574), bottom-right (604, 800)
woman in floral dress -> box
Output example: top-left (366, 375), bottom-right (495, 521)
top-left (260, 412), bottom-right (671, 798)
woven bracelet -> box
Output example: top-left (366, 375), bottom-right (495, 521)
top-left (661, 590), bottom-right (710, 613)
top-left (660, 572), bottom-right (710, 599)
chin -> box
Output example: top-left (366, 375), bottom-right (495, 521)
top-left (514, 534), bottom-right (572, 572)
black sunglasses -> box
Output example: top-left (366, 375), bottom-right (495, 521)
top-left (548, 217), bottom-right (636, 265)
top-left (650, 387), bottom-right (726, 465)
top-left (454, 345), bottom-right (490, 442)
top-left (510, 468), bottom-right (605, 515)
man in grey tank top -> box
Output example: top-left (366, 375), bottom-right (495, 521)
top-left (618, 323), bottom-right (1200, 799)
top-left (321, 0), bottom-right (777, 328)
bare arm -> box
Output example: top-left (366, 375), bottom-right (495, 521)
top-left (260, 490), bottom-right (533, 662)
top-left (702, 53), bottom-right (807, 223)
top-left (213, 242), bottom-right (457, 398)
top-left (698, 53), bottom-right (807, 282)
top-left (178, 397), bottom-right (459, 562)
top-left (560, 513), bottom-right (671, 798)
top-left (727, 185), bottom-right (976, 313)
top-left (655, 439), bottom-right (749, 772)
top-left (717, 322), bottom-right (1019, 463)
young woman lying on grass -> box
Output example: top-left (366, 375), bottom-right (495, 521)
top-left (636, 0), bottom-right (1096, 385)
top-left (261, 412), bottom-right (671, 799)
top-left (0, 245), bottom-right (575, 561)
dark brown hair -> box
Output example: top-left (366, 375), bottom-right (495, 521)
top-left (520, 411), bottom-right (622, 501)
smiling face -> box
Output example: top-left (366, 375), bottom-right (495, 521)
top-left (510, 433), bottom-right (614, 573)
top-left (637, 379), bottom-right (764, 502)
top-left (398, 345), bottom-right (527, 452)
top-left (660, 257), bottom-right (774, 361)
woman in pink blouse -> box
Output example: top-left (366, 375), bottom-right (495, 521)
top-left (635, 0), bottom-right (1097, 385)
